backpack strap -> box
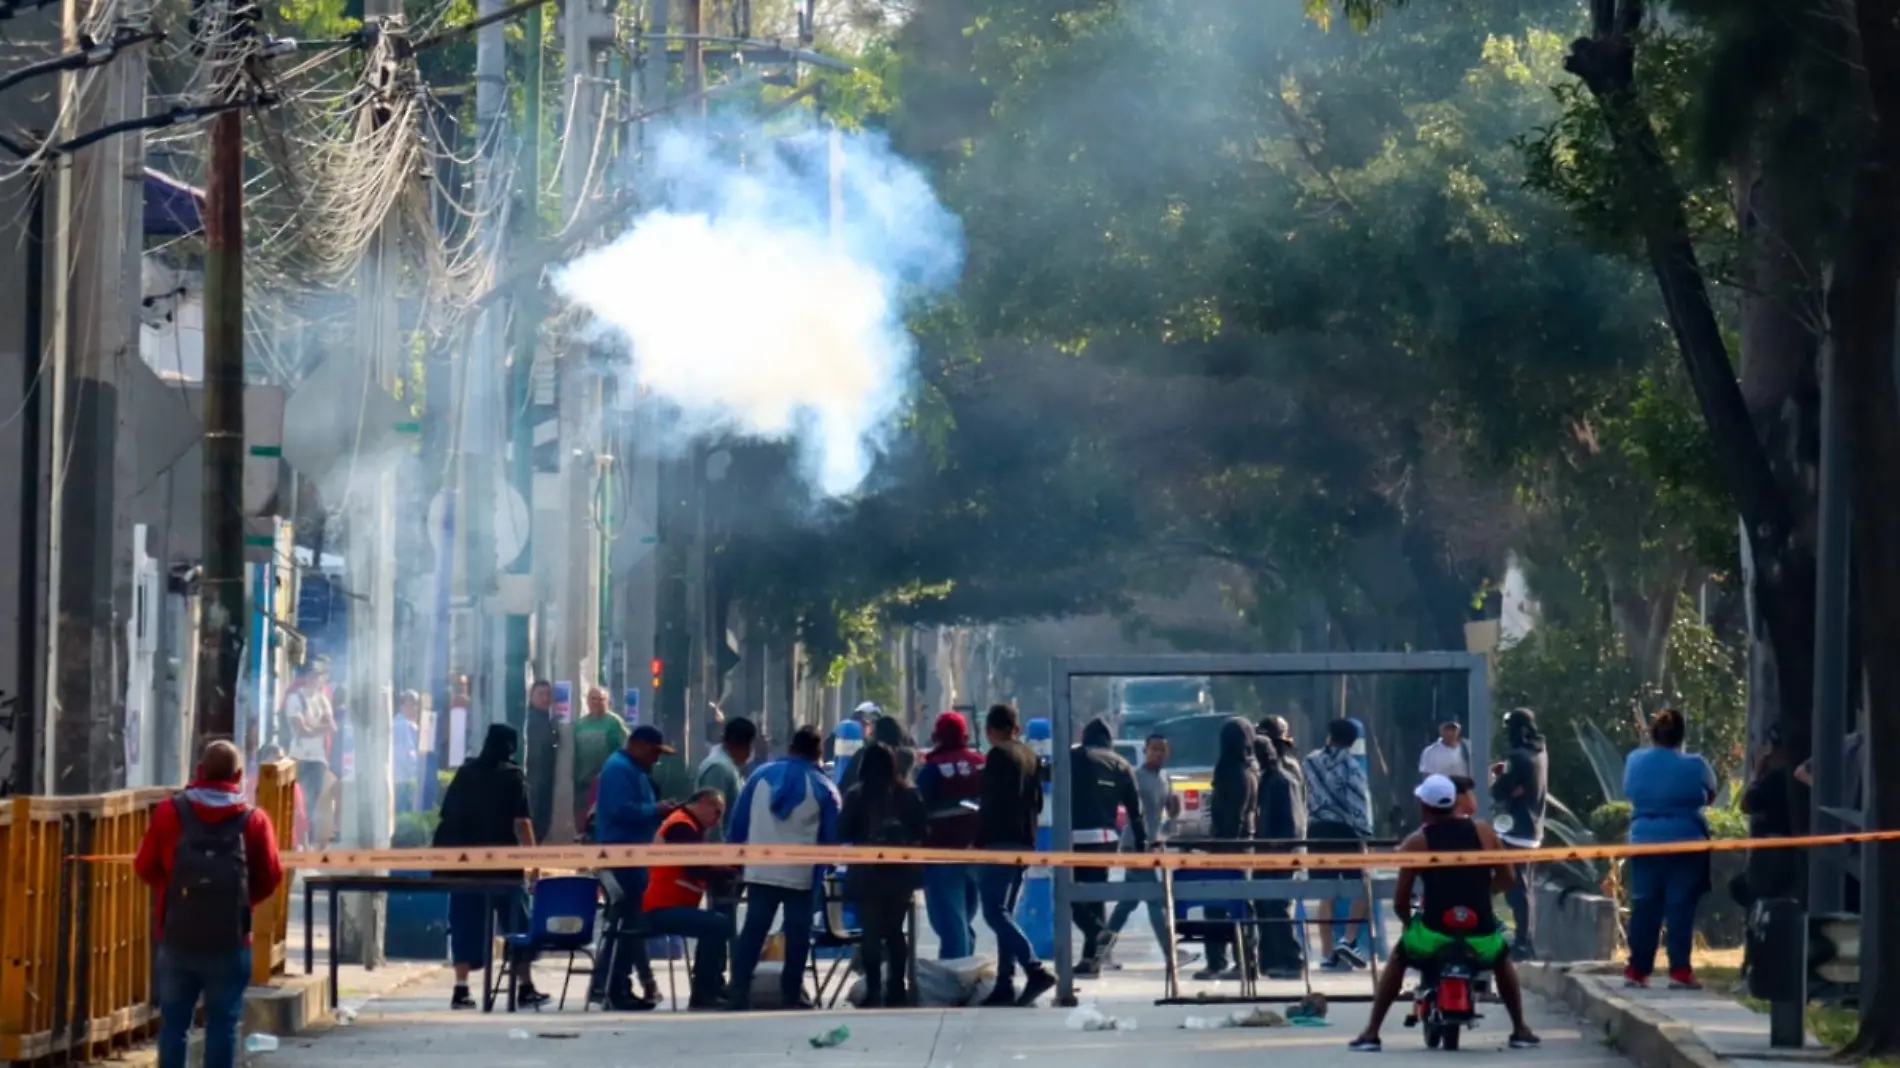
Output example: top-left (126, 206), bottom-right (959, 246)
top-left (172, 793), bottom-right (198, 829)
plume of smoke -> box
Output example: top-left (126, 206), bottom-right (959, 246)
top-left (554, 122), bottom-right (963, 497)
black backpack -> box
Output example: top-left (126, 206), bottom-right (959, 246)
top-left (163, 795), bottom-right (252, 955)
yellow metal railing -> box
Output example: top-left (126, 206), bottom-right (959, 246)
top-left (0, 760), bottom-right (297, 1062)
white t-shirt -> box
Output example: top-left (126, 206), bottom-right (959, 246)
top-left (285, 689), bottom-right (333, 763)
top-left (1418, 740), bottom-right (1469, 779)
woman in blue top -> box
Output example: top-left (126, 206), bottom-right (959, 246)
top-left (1621, 707), bottom-right (1716, 989)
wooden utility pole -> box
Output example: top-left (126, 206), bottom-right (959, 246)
top-left (199, 58), bottom-right (247, 746)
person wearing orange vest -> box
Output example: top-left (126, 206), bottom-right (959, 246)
top-left (641, 788), bottom-right (737, 1009)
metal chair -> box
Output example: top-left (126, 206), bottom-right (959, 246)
top-left (807, 873), bottom-right (862, 1008)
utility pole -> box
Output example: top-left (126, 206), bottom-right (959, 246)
top-left (466, 0), bottom-right (506, 740)
top-left (51, 0), bottom-right (147, 791)
top-left (199, 2), bottom-right (248, 751)
top-left (338, 4), bottom-right (405, 966)
top-left (501, 0), bottom-right (542, 743)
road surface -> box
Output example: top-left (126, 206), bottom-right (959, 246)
top-left (256, 916), bottom-right (1623, 1068)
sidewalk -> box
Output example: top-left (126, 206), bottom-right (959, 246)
top-left (1520, 962), bottom-right (1828, 1068)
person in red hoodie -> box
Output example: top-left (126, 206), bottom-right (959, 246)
top-left (135, 740), bottom-right (284, 1068)
top-left (914, 711), bottom-right (986, 959)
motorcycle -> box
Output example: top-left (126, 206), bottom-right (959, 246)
top-left (1401, 907), bottom-right (1488, 1051)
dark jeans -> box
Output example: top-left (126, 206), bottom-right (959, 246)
top-left (157, 945), bottom-right (251, 1068)
top-left (729, 882), bottom-right (815, 1005)
top-left (922, 864), bottom-right (980, 959)
top-left (1505, 844), bottom-right (1536, 955)
top-left (1108, 868), bottom-right (1171, 945)
top-left (1071, 845), bottom-right (1117, 961)
top-left (1254, 897), bottom-right (1302, 973)
top-left (855, 892), bottom-right (911, 1006)
top-left (599, 870), bottom-right (657, 999)
top-left (978, 864), bottom-right (1037, 983)
top-left (645, 906), bottom-right (734, 1000)
top-left (1627, 852), bottom-right (1706, 976)
top-left (449, 890), bottom-right (527, 970)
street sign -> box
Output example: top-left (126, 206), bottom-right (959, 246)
top-left (553, 681), bottom-right (573, 722)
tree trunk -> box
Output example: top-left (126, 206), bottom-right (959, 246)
top-left (1604, 565), bottom-right (1685, 689)
top-left (1833, 0), bottom-right (1900, 1051)
top-left (1563, 0), bottom-right (1816, 754)
top-left (1732, 139), bottom-right (1824, 766)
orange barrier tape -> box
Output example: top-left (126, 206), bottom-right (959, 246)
top-left (73, 827), bottom-right (1900, 873)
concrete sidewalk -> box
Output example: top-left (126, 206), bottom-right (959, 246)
top-left (1521, 963), bottom-right (1825, 1068)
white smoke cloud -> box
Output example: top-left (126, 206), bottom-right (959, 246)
top-left (553, 123), bottom-right (963, 497)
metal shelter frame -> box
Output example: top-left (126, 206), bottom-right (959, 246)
top-left (1046, 652), bottom-right (1493, 1007)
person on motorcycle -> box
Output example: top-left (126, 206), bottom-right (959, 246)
top-left (1348, 774), bottom-right (1540, 1052)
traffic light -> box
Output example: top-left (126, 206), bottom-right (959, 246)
top-left (650, 657), bottom-right (663, 693)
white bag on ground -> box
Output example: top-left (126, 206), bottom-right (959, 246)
top-left (844, 956), bottom-right (996, 1007)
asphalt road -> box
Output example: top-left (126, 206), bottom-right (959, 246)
top-left (256, 918), bottom-right (1624, 1068)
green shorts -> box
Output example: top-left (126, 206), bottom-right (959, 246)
top-left (1399, 916), bottom-right (1508, 965)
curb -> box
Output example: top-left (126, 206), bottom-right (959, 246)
top-left (1520, 963), bottom-right (1728, 1068)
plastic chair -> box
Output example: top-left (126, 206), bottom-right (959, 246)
top-left (494, 876), bottom-right (599, 1011)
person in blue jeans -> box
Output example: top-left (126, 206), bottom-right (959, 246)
top-left (726, 725), bottom-right (841, 1010)
top-left (1622, 707), bottom-right (1716, 990)
top-left (594, 724), bottom-right (680, 1009)
top-left (916, 711), bottom-right (987, 958)
top-left (135, 741), bottom-right (284, 1068)
top-left (973, 703), bottom-right (1057, 1006)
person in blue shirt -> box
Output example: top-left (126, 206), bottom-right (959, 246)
top-left (725, 725), bottom-right (841, 1011)
top-left (1622, 707), bottom-right (1716, 990)
top-left (590, 724), bottom-right (679, 1010)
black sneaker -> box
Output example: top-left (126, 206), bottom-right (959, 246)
top-left (1510, 1033), bottom-right (1542, 1050)
top-left (1348, 1036), bottom-right (1382, 1052)
top-left (517, 986), bottom-right (551, 1009)
top-left (1016, 966), bottom-right (1057, 1007)
top-left (1074, 958), bottom-right (1102, 978)
top-left (605, 993), bottom-right (657, 1012)
top-left (1333, 941), bottom-right (1369, 969)
top-left (450, 986), bottom-right (477, 1011)
top-left (687, 994), bottom-right (729, 1011)
top-left (979, 982), bottom-right (1018, 1007)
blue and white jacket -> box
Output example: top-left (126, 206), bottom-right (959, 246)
top-left (729, 755), bottom-right (841, 891)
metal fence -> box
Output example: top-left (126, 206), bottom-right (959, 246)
top-left (0, 760), bottom-right (297, 1062)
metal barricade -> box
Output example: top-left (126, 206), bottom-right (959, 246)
top-left (0, 762), bottom-right (297, 1062)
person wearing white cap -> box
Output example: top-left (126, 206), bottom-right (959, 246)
top-left (1346, 774), bottom-right (1540, 1053)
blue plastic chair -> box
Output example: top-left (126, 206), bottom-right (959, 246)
top-left (498, 876), bottom-right (600, 1011)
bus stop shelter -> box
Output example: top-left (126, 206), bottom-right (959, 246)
top-left (1046, 651), bottom-right (1493, 1006)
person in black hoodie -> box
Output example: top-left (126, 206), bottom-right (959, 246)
top-left (1069, 717), bottom-right (1145, 975)
top-left (1195, 718), bottom-right (1259, 981)
top-left (974, 703), bottom-right (1056, 1006)
top-left (1489, 707), bottom-right (1548, 961)
top-left (1254, 716), bottom-right (1307, 978)
top-left (434, 724), bottom-right (545, 1010)
top-left (839, 742), bottom-right (929, 1007)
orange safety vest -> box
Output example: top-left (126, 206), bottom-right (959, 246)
top-left (641, 808), bottom-right (710, 912)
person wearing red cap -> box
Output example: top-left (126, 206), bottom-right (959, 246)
top-left (914, 710), bottom-right (986, 959)
top-left (135, 740), bottom-right (284, 1068)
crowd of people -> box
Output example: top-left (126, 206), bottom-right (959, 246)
top-left (133, 689), bottom-right (1744, 1066)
